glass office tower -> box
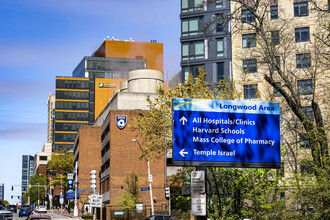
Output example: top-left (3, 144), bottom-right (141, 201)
top-left (21, 155), bottom-right (34, 198)
top-left (180, 0), bottom-right (232, 83)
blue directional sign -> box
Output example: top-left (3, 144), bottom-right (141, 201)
top-left (141, 187), bottom-right (150, 191)
top-left (66, 193), bottom-right (79, 200)
top-left (172, 98), bottom-right (281, 168)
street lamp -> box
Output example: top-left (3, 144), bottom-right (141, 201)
top-left (59, 174), bottom-right (63, 214)
top-left (37, 183), bottom-right (40, 205)
top-left (132, 139), bottom-right (154, 216)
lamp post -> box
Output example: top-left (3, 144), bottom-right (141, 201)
top-left (59, 174), bottom-right (63, 214)
top-left (37, 183), bottom-right (40, 205)
top-left (132, 139), bottom-right (154, 216)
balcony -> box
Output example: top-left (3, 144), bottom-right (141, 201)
top-left (101, 133), bottom-right (110, 151)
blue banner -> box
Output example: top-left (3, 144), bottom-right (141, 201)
top-left (172, 98), bottom-right (281, 168)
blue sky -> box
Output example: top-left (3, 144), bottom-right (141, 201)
top-left (0, 0), bottom-right (180, 204)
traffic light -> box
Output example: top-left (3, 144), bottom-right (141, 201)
top-left (90, 170), bottom-right (97, 193)
top-left (11, 196), bottom-right (13, 199)
top-left (23, 186), bottom-right (26, 191)
top-left (165, 187), bottom-right (170, 200)
top-left (11, 186), bottom-right (13, 191)
top-left (67, 179), bottom-right (74, 190)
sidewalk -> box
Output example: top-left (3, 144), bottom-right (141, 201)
top-left (52, 209), bottom-right (82, 219)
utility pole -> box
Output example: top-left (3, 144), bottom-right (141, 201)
top-left (73, 161), bottom-right (78, 217)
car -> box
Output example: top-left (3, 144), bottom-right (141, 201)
top-left (19, 207), bottom-right (31, 217)
top-left (0, 205), bottom-right (13, 220)
top-left (145, 215), bottom-right (178, 220)
top-left (27, 214), bottom-right (51, 220)
top-left (7, 205), bottom-right (17, 213)
top-left (36, 206), bottom-right (47, 213)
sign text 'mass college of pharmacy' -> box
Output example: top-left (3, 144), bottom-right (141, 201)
top-left (172, 98), bottom-right (281, 168)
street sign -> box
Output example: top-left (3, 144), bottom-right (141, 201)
top-left (191, 194), bottom-right (206, 216)
top-left (67, 173), bottom-right (74, 179)
top-left (90, 194), bottom-right (102, 208)
top-left (172, 98), bottom-right (281, 168)
top-left (141, 187), bottom-right (150, 191)
top-left (66, 193), bottom-right (79, 200)
top-left (60, 198), bottom-right (64, 205)
top-left (191, 171), bottom-right (205, 194)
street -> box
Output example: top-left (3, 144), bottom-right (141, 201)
top-left (12, 210), bottom-right (74, 220)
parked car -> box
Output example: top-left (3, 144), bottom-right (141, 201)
top-left (0, 205), bottom-right (13, 220)
top-left (145, 215), bottom-right (178, 220)
top-left (7, 205), bottom-right (17, 213)
top-left (36, 206), bottom-right (47, 213)
top-left (19, 207), bottom-right (31, 217)
top-left (27, 214), bottom-right (51, 220)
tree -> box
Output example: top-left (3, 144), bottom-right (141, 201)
top-left (216, 0), bottom-right (330, 170)
top-left (222, 0), bottom-right (329, 218)
top-left (131, 69), bottom-right (241, 159)
top-left (116, 172), bottom-right (140, 218)
top-left (132, 72), bottom-right (286, 219)
top-left (23, 174), bottom-right (47, 205)
top-left (0, 200), bottom-right (9, 206)
top-left (47, 151), bottom-right (74, 189)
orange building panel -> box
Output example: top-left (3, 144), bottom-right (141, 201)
top-left (94, 78), bottom-right (126, 120)
top-left (95, 40), bottom-right (163, 71)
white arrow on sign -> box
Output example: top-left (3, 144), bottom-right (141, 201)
top-left (180, 149), bottom-right (188, 157)
top-left (180, 116), bottom-right (187, 125)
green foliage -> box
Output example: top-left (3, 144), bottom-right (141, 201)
top-left (116, 172), bottom-right (140, 217)
top-left (23, 174), bottom-right (47, 205)
top-left (47, 151), bottom-right (74, 188)
top-left (131, 70), bottom-right (241, 160)
top-left (0, 200), bottom-right (9, 206)
top-left (81, 214), bottom-right (93, 219)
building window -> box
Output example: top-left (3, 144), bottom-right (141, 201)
top-left (216, 0), bottom-right (223, 8)
top-left (181, 0), bottom-right (203, 13)
top-left (271, 31), bottom-right (280, 45)
top-left (294, 2), bottom-right (309, 17)
top-left (295, 27), bottom-right (310, 42)
top-left (300, 161), bottom-right (314, 176)
top-left (273, 56), bottom-right (281, 71)
top-left (216, 15), bottom-right (225, 32)
top-left (242, 33), bottom-right (256, 48)
top-left (182, 65), bottom-right (204, 82)
top-left (182, 17), bottom-right (203, 37)
top-left (217, 62), bottom-right (225, 81)
top-left (273, 82), bottom-right (282, 97)
top-left (303, 106), bottom-right (314, 122)
top-left (270, 5), bottom-right (278, 20)
top-left (244, 84), bottom-right (258, 99)
top-left (243, 59), bottom-right (257, 73)
top-left (278, 162), bottom-right (284, 177)
top-left (182, 41), bottom-right (204, 61)
top-left (298, 79), bottom-right (313, 95)
top-left (217, 38), bottom-right (224, 57)
top-left (299, 135), bottom-right (311, 150)
top-left (241, 9), bottom-right (255, 23)
top-left (39, 156), bottom-right (48, 161)
top-left (296, 53), bottom-right (311, 68)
